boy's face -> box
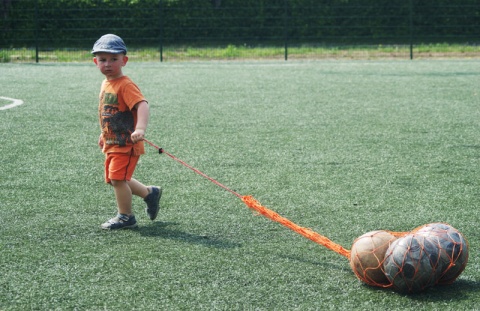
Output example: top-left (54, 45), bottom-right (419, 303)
top-left (93, 53), bottom-right (128, 80)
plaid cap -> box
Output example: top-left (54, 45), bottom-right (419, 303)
top-left (91, 34), bottom-right (127, 55)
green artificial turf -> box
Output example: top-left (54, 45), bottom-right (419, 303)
top-left (0, 60), bottom-right (479, 310)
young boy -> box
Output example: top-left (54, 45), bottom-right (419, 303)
top-left (92, 34), bottom-right (161, 230)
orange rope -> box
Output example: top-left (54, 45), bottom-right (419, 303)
top-left (143, 139), bottom-right (470, 292)
top-left (143, 139), bottom-right (351, 258)
top-left (242, 195), bottom-right (351, 258)
top-left (386, 231), bottom-right (410, 238)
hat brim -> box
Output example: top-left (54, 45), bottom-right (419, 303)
top-left (91, 49), bottom-right (127, 55)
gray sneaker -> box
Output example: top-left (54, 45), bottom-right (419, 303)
top-left (101, 214), bottom-right (138, 230)
top-left (144, 186), bottom-right (162, 220)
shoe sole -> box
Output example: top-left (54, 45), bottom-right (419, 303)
top-left (101, 223), bottom-right (138, 230)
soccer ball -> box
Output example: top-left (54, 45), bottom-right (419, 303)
top-left (350, 230), bottom-right (397, 286)
top-left (383, 234), bottom-right (438, 293)
top-left (414, 223), bottom-right (469, 284)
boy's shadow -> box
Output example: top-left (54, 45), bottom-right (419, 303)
top-left (137, 221), bottom-right (240, 249)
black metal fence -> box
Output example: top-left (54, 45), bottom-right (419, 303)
top-left (1, 0), bottom-right (480, 62)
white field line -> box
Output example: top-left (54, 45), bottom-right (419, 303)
top-left (0, 96), bottom-right (24, 110)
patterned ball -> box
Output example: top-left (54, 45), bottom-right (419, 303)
top-left (414, 223), bottom-right (469, 284)
top-left (383, 234), bottom-right (438, 293)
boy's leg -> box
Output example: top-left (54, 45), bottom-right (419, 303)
top-left (127, 178), bottom-right (162, 221)
top-left (127, 178), bottom-right (149, 199)
top-left (111, 177), bottom-right (162, 221)
top-left (102, 152), bottom-right (161, 227)
top-left (101, 179), bottom-right (137, 230)
top-left (111, 179), bottom-right (133, 215)
top-left (101, 152), bottom-right (139, 229)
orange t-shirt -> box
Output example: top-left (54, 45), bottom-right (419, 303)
top-left (98, 76), bottom-right (146, 155)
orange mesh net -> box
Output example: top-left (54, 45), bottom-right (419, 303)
top-left (349, 230), bottom-right (397, 288)
top-left (144, 143), bottom-right (468, 293)
top-left (382, 223), bottom-right (469, 292)
top-left (241, 196), bottom-right (469, 293)
top-left (142, 141), bottom-right (469, 294)
top-left (242, 195), bottom-right (350, 258)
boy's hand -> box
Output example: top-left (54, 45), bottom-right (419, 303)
top-left (131, 129), bottom-right (145, 143)
top-left (98, 133), bottom-right (104, 149)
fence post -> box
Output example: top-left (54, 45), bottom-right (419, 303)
top-left (35, 0), bottom-right (39, 63)
top-left (284, 0), bottom-right (289, 61)
top-left (159, 0), bottom-right (164, 62)
top-left (409, 0), bottom-right (414, 60)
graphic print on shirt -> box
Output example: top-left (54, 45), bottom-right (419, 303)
top-left (100, 91), bottom-right (134, 146)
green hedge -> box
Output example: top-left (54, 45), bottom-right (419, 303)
top-left (1, 0), bottom-right (479, 48)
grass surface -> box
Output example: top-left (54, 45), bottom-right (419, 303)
top-left (1, 60), bottom-right (479, 310)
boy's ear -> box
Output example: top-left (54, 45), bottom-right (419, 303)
top-left (93, 57), bottom-right (98, 65)
top-left (123, 55), bottom-right (128, 65)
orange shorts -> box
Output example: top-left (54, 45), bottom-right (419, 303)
top-left (104, 152), bottom-right (140, 183)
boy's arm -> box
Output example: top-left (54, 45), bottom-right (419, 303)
top-left (131, 100), bottom-right (149, 143)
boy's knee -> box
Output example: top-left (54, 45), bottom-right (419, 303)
top-left (110, 179), bottom-right (126, 187)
